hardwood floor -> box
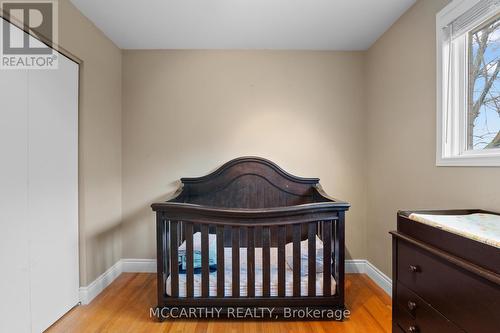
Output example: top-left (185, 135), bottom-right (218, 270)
top-left (47, 273), bottom-right (392, 333)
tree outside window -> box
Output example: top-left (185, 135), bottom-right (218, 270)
top-left (468, 15), bottom-right (500, 150)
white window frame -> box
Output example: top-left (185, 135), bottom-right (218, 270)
top-left (437, 0), bottom-right (500, 166)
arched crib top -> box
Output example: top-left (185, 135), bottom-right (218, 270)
top-left (153, 156), bottom-right (349, 210)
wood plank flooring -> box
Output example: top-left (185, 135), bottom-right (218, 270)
top-left (47, 273), bottom-right (391, 333)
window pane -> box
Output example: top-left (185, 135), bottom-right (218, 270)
top-left (468, 15), bottom-right (500, 150)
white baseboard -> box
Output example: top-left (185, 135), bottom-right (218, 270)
top-left (345, 259), bottom-right (367, 274)
top-left (122, 258), bottom-right (156, 273)
top-left (345, 259), bottom-right (392, 296)
top-left (79, 260), bottom-right (122, 305)
top-left (79, 258), bottom-right (392, 305)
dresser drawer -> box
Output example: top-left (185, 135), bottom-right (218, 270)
top-left (397, 239), bottom-right (500, 333)
top-left (394, 282), bottom-right (462, 333)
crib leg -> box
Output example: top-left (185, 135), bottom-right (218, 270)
top-left (338, 305), bottom-right (348, 321)
top-left (155, 306), bottom-right (167, 322)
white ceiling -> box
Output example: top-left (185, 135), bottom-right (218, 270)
top-left (70, 0), bottom-right (416, 50)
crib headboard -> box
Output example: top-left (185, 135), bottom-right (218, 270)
top-left (173, 157), bottom-right (321, 209)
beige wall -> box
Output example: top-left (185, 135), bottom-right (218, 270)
top-left (122, 51), bottom-right (368, 261)
top-left (366, 0), bottom-right (500, 276)
top-left (40, 0), bottom-right (500, 285)
top-left (58, 0), bottom-right (122, 285)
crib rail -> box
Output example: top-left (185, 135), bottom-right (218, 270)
top-left (154, 207), bottom-right (346, 310)
top-left (151, 200), bottom-right (348, 225)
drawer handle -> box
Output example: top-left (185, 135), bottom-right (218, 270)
top-left (408, 265), bottom-right (420, 273)
top-left (407, 301), bottom-right (417, 311)
top-left (408, 326), bottom-right (419, 333)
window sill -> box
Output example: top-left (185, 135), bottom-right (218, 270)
top-left (436, 154), bottom-right (500, 167)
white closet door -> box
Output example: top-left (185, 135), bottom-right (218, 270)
top-left (0, 68), bottom-right (32, 333)
top-left (28, 54), bottom-right (79, 332)
top-left (0, 18), bottom-right (79, 333)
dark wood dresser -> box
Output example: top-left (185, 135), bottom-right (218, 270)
top-left (391, 209), bottom-right (500, 333)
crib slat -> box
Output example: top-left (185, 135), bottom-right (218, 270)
top-left (262, 226), bottom-right (271, 297)
top-left (165, 220), bottom-right (170, 278)
top-left (308, 223), bottom-right (316, 296)
top-left (332, 220), bottom-right (336, 267)
top-left (277, 226), bottom-right (286, 297)
top-left (170, 220), bottom-right (179, 297)
top-left (156, 214), bottom-right (166, 304)
top-left (322, 220), bottom-right (332, 296)
top-left (201, 224), bottom-right (209, 298)
top-left (247, 226), bottom-right (255, 297)
top-left (179, 222), bottom-right (183, 248)
top-left (292, 224), bottom-right (301, 296)
top-left (337, 213), bottom-right (346, 305)
top-left (186, 223), bottom-right (194, 297)
top-left (216, 226), bottom-right (225, 297)
top-left (232, 226), bottom-right (240, 297)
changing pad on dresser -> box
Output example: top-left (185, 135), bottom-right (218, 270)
top-left (408, 213), bottom-right (500, 249)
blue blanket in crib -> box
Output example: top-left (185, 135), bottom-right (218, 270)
top-left (178, 240), bottom-right (217, 273)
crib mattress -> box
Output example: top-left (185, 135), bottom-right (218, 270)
top-left (408, 213), bottom-right (500, 249)
top-left (166, 247), bottom-right (336, 297)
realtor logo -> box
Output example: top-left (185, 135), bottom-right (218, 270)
top-left (1, 0), bottom-right (58, 69)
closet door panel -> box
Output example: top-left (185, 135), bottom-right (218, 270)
top-left (28, 54), bottom-right (79, 333)
top-left (0, 69), bottom-right (31, 333)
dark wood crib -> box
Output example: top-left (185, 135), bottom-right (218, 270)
top-left (151, 157), bottom-right (349, 320)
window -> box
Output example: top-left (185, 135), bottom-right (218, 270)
top-left (437, 0), bottom-right (500, 166)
